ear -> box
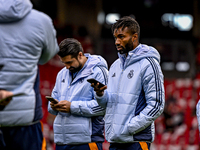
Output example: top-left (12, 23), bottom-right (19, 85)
top-left (132, 33), bottom-right (138, 42)
top-left (78, 52), bottom-right (83, 59)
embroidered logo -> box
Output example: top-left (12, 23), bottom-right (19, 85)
top-left (61, 79), bottom-right (65, 83)
top-left (79, 79), bottom-right (84, 84)
top-left (127, 70), bottom-right (134, 79)
top-left (112, 73), bottom-right (116, 77)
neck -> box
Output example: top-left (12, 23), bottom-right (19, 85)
top-left (81, 56), bottom-right (88, 69)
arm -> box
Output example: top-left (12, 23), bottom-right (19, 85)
top-left (70, 98), bottom-right (105, 117)
top-left (94, 90), bottom-right (108, 108)
top-left (71, 66), bottom-right (108, 116)
top-left (48, 73), bottom-right (60, 116)
top-left (92, 67), bottom-right (109, 108)
top-left (50, 98), bottom-right (105, 117)
top-left (55, 66), bottom-right (108, 117)
top-left (128, 58), bottom-right (165, 134)
top-left (38, 15), bottom-right (59, 65)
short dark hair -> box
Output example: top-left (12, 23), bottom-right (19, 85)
top-left (58, 38), bottom-right (84, 58)
top-left (111, 16), bottom-right (140, 37)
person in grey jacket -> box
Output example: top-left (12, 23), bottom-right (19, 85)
top-left (48, 38), bottom-right (108, 150)
top-left (90, 16), bottom-right (165, 150)
top-left (0, 0), bottom-right (59, 149)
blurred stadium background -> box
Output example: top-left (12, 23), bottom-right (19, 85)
top-left (31, 0), bottom-right (200, 149)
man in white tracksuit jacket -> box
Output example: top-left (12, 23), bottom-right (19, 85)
top-left (91, 16), bottom-right (165, 150)
top-left (48, 38), bottom-right (108, 150)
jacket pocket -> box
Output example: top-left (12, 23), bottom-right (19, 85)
top-left (63, 115), bottom-right (91, 136)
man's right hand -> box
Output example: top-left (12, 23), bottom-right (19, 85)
top-left (91, 83), bottom-right (107, 97)
top-left (0, 90), bottom-right (13, 106)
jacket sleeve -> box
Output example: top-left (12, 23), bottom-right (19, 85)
top-left (94, 89), bottom-right (108, 109)
top-left (70, 98), bottom-right (106, 117)
top-left (38, 14), bottom-right (59, 65)
top-left (70, 66), bottom-right (108, 117)
top-left (47, 72), bottom-right (60, 116)
top-left (128, 58), bottom-right (165, 134)
top-left (196, 100), bottom-right (200, 131)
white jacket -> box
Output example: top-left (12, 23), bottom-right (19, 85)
top-left (95, 44), bottom-right (165, 143)
top-left (48, 54), bottom-right (108, 145)
top-left (0, 0), bottom-right (59, 126)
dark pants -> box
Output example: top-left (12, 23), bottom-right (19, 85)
top-left (0, 129), bottom-right (5, 149)
top-left (0, 121), bottom-right (45, 150)
top-left (56, 142), bottom-right (103, 150)
top-left (109, 142), bottom-right (151, 150)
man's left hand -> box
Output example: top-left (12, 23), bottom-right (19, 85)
top-left (50, 100), bottom-right (71, 113)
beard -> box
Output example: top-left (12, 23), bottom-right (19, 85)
top-left (118, 38), bottom-right (134, 54)
top-left (69, 61), bottom-right (82, 73)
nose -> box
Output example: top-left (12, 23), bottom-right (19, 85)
top-left (65, 64), bottom-right (70, 69)
top-left (115, 38), bottom-right (120, 46)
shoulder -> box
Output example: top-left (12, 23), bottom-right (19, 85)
top-left (56, 67), bottom-right (68, 78)
top-left (92, 65), bottom-right (108, 79)
top-left (139, 57), bottom-right (163, 80)
top-left (30, 9), bottom-right (51, 21)
top-left (26, 9), bottom-right (53, 28)
top-left (110, 58), bottom-right (120, 70)
top-left (93, 64), bottom-right (107, 71)
top-left (139, 57), bottom-right (160, 69)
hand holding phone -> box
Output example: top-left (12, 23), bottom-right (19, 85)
top-left (87, 78), bottom-right (107, 97)
top-left (0, 92), bottom-right (24, 106)
top-left (45, 96), bottom-right (59, 104)
top-left (87, 78), bottom-right (105, 88)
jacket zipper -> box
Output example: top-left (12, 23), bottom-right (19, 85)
top-left (61, 81), bottom-right (71, 143)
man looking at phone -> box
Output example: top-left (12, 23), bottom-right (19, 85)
top-left (91, 16), bottom-right (165, 150)
top-left (48, 38), bottom-right (108, 150)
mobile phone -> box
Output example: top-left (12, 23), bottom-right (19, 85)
top-left (87, 78), bottom-right (105, 88)
top-left (45, 96), bottom-right (58, 104)
top-left (0, 65), bottom-right (4, 71)
top-left (0, 93), bottom-right (24, 103)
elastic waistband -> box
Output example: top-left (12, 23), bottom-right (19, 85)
top-left (0, 120), bottom-right (40, 127)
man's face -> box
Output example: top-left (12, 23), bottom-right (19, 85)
top-left (60, 55), bottom-right (82, 73)
top-left (113, 27), bottom-right (134, 54)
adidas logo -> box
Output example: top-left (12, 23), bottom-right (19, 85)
top-left (112, 73), bottom-right (116, 77)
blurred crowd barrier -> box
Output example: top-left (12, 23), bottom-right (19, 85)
top-left (39, 58), bottom-right (200, 150)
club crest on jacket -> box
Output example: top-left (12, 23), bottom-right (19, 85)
top-left (127, 70), bottom-right (134, 79)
